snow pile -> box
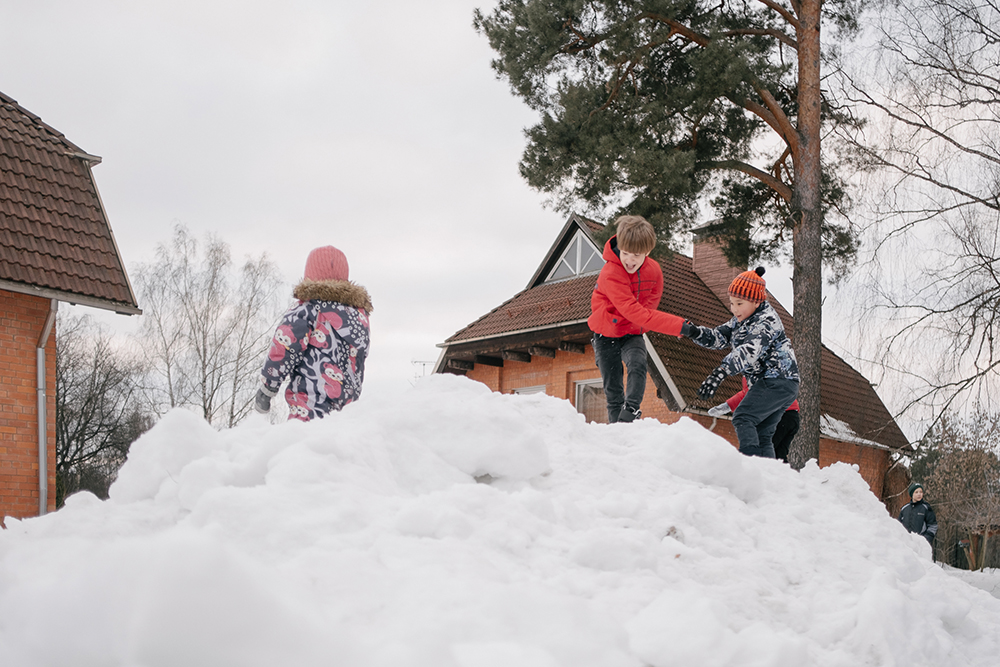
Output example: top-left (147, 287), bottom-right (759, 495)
top-left (941, 565), bottom-right (1000, 600)
top-left (2, 374), bottom-right (999, 666)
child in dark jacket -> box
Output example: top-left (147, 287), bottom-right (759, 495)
top-left (682, 267), bottom-right (799, 458)
top-left (588, 215), bottom-right (686, 423)
top-left (899, 482), bottom-right (938, 548)
top-left (708, 377), bottom-right (800, 463)
top-left (254, 245), bottom-right (373, 421)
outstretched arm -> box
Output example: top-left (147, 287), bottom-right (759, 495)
top-left (684, 321), bottom-right (736, 350)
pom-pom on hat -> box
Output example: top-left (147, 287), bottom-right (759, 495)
top-left (729, 266), bottom-right (767, 303)
top-left (304, 246), bottom-right (349, 282)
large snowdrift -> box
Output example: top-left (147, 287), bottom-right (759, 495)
top-left (2, 374), bottom-right (998, 666)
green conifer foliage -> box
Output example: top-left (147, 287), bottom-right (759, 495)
top-left (474, 0), bottom-right (859, 267)
top-left (475, 0), bottom-right (866, 465)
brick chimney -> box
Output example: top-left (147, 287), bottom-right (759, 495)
top-left (692, 221), bottom-right (745, 303)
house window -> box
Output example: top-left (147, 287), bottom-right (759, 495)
top-left (512, 385), bottom-right (546, 395)
top-left (546, 230), bottom-right (604, 282)
top-left (575, 378), bottom-right (608, 423)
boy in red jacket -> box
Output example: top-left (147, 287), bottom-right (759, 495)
top-left (588, 216), bottom-right (685, 422)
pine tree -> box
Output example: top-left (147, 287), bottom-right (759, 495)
top-left (475, 0), bottom-right (864, 466)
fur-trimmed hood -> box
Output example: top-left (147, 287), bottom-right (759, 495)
top-left (293, 279), bottom-right (373, 312)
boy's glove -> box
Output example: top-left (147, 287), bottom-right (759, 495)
top-left (254, 385), bottom-right (278, 414)
top-left (680, 321), bottom-right (701, 338)
top-left (707, 402), bottom-right (731, 418)
top-left (697, 367), bottom-right (728, 400)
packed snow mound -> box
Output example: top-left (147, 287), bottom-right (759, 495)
top-left (2, 374), bottom-right (999, 667)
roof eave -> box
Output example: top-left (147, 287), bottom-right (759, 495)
top-left (440, 318), bottom-right (590, 347)
top-left (79, 160), bottom-right (140, 310)
top-left (0, 279), bottom-right (142, 315)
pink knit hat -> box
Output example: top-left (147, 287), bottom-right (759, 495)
top-left (304, 246), bottom-right (349, 282)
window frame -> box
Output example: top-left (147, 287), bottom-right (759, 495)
top-left (574, 378), bottom-right (607, 423)
top-left (545, 230), bottom-right (604, 283)
top-left (512, 385), bottom-right (546, 395)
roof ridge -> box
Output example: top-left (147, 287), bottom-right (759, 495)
top-left (1, 91), bottom-right (90, 156)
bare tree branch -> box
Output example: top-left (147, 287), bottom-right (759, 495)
top-left (133, 225), bottom-right (283, 428)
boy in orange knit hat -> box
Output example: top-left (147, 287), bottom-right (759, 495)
top-left (588, 215), bottom-right (686, 423)
top-left (680, 267), bottom-right (799, 457)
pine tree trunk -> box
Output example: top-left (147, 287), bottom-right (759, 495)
top-left (788, 0), bottom-right (823, 469)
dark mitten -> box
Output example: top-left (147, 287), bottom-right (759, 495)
top-left (697, 366), bottom-right (728, 400)
top-left (254, 387), bottom-right (275, 414)
top-left (680, 321), bottom-right (701, 338)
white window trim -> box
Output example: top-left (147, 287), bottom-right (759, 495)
top-left (574, 378), bottom-right (604, 413)
top-left (512, 385), bottom-right (546, 395)
top-left (545, 230), bottom-right (603, 283)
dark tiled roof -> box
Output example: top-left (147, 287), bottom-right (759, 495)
top-left (816, 345), bottom-right (910, 450)
top-left (576, 215), bottom-right (605, 237)
top-left (440, 219), bottom-right (909, 451)
top-left (649, 252), bottom-right (909, 449)
top-left (648, 252), bottom-right (745, 405)
top-left (446, 275), bottom-right (594, 343)
top-left (0, 92), bottom-right (139, 313)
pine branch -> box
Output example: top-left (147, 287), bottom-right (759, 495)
top-left (699, 159), bottom-right (793, 201)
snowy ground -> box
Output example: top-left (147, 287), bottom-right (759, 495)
top-left (2, 374), bottom-right (999, 667)
top-left (940, 566), bottom-right (1000, 601)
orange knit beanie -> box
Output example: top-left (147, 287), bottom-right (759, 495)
top-left (729, 266), bottom-right (766, 302)
top-left (304, 246), bottom-right (349, 282)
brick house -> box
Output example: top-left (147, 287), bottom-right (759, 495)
top-left (436, 214), bottom-right (912, 510)
top-left (1, 92), bottom-right (140, 520)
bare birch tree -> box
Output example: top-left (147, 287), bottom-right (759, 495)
top-left (834, 0), bottom-right (1000, 422)
top-left (133, 225), bottom-right (283, 427)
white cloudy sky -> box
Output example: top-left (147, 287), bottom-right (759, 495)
top-left (0, 0), bottom-right (799, 393)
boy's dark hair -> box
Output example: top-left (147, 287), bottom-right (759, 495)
top-left (615, 215), bottom-right (656, 255)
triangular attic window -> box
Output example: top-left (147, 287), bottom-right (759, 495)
top-left (545, 230), bottom-right (604, 283)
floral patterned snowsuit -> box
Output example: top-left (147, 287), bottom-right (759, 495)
top-left (260, 279), bottom-right (372, 421)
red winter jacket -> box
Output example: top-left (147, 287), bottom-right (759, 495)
top-left (587, 236), bottom-right (684, 338)
top-left (725, 376), bottom-right (800, 412)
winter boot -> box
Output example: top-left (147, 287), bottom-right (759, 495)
top-left (618, 405), bottom-right (641, 423)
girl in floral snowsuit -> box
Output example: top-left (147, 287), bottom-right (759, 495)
top-left (254, 246), bottom-right (372, 421)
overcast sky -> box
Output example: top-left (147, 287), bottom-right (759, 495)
top-left (0, 0), bottom-right (798, 395)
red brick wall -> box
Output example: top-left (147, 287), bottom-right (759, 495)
top-left (819, 437), bottom-right (890, 499)
top-left (464, 341), bottom-right (890, 502)
top-left (467, 350), bottom-right (603, 400)
top-left (0, 290), bottom-right (57, 520)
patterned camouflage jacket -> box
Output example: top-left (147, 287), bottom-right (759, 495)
top-left (260, 279), bottom-right (373, 421)
top-left (689, 301), bottom-right (799, 386)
